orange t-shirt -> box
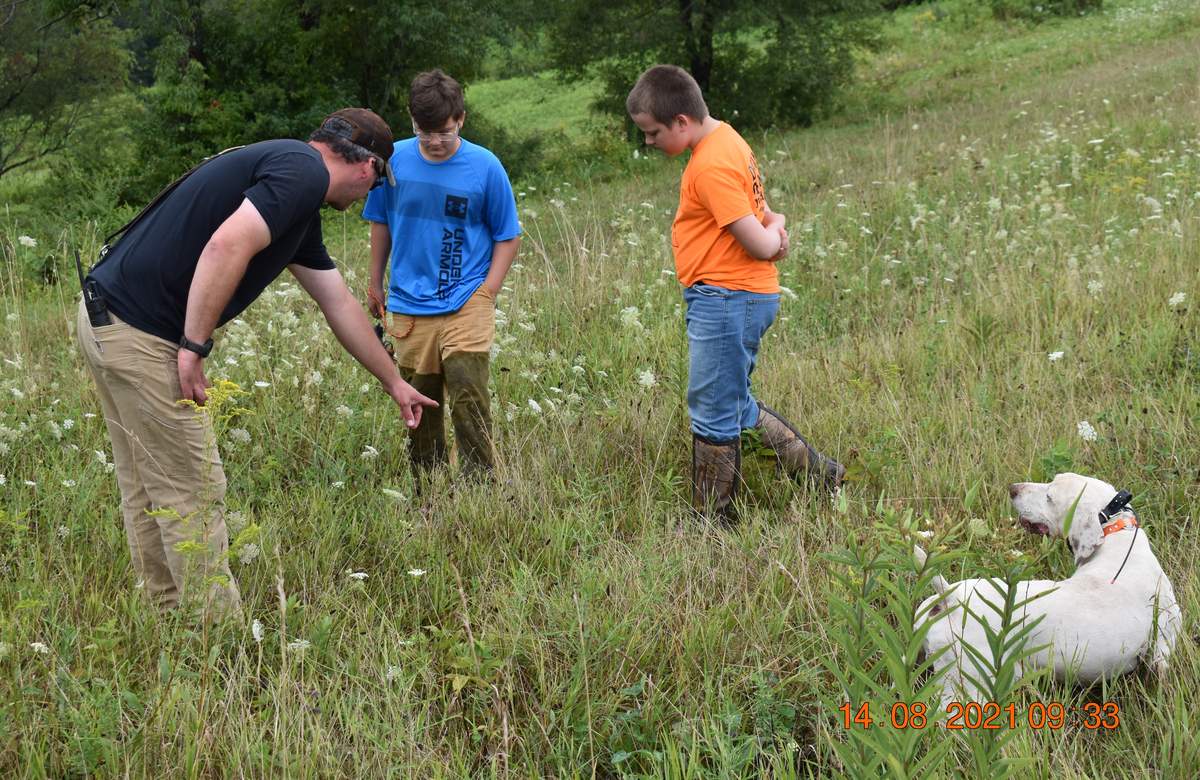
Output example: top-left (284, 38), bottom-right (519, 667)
top-left (671, 122), bottom-right (779, 293)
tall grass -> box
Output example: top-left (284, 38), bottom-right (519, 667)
top-left (2, 0), bottom-right (1199, 775)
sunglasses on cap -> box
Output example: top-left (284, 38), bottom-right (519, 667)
top-left (370, 157), bottom-right (390, 189)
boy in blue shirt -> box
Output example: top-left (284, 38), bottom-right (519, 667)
top-left (364, 70), bottom-right (521, 481)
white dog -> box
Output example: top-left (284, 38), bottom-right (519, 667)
top-left (914, 472), bottom-right (1182, 706)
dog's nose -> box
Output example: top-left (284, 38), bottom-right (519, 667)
top-left (1009, 483), bottom-right (1021, 499)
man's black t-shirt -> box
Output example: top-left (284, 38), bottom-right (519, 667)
top-left (91, 139), bottom-right (336, 344)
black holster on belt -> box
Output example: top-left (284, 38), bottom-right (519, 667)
top-left (75, 249), bottom-right (112, 327)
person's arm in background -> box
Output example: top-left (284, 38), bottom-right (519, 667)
top-left (698, 164), bottom-right (788, 262)
top-left (726, 208), bottom-right (787, 261)
top-left (367, 221), bottom-right (391, 318)
top-left (480, 155), bottom-right (523, 297)
top-left (481, 237), bottom-right (520, 296)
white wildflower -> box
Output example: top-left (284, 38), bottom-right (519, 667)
top-left (382, 488), bottom-right (407, 501)
top-left (56, 525), bottom-right (70, 538)
top-left (17, 235), bottom-right (37, 248)
top-left (361, 445), bottom-right (379, 460)
top-left (226, 510), bottom-right (246, 534)
top-left (287, 639), bottom-right (311, 652)
top-left (527, 399), bottom-right (542, 415)
top-left (332, 481), bottom-right (345, 489)
top-left (254, 380), bottom-right (271, 388)
top-left (335, 404), bottom-right (353, 418)
top-left (307, 370), bottom-right (323, 386)
top-left (48, 420), bottom-right (62, 440)
top-left (251, 619), bottom-right (264, 643)
top-left (228, 428), bottom-right (251, 444)
top-left (1047, 351), bottom-right (1064, 362)
top-left (1168, 292), bottom-right (1186, 308)
top-left (619, 306), bottom-right (645, 332)
top-left (61, 480), bottom-right (75, 489)
top-left (30, 642), bottom-right (49, 654)
top-left (385, 665), bottom-right (402, 682)
top-left (637, 370), bottom-right (657, 389)
top-left (238, 543), bottom-right (260, 565)
top-left (1077, 420), bottom-right (1098, 442)
top-left (407, 568), bottom-right (426, 577)
top-left (61, 419), bottom-right (74, 430)
top-left (347, 571), bottom-right (368, 581)
top-left (1087, 279), bottom-right (1104, 296)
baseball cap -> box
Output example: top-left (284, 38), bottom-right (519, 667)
top-left (318, 108), bottom-right (396, 186)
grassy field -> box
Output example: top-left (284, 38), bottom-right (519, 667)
top-left (468, 73), bottom-right (602, 143)
top-left (2, 0), bottom-right (1200, 776)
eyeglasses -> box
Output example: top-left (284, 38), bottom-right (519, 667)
top-left (412, 122), bottom-right (460, 144)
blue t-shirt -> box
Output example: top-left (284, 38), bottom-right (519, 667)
top-left (362, 138), bottom-right (521, 316)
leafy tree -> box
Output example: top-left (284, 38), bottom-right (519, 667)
top-left (0, 0), bottom-right (130, 178)
top-left (122, 0), bottom-right (508, 197)
top-left (545, 0), bottom-right (884, 131)
top-left (303, 0), bottom-right (499, 118)
top-left (123, 0), bottom-right (331, 196)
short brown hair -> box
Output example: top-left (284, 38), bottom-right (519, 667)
top-left (409, 69), bottom-right (465, 131)
top-left (626, 65), bottom-right (709, 125)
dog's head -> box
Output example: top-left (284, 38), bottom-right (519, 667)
top-left (1009, 472), bottom-right (1115, 563)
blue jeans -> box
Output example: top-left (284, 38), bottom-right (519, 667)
top-left (683, 283), bottom-right (781, 444)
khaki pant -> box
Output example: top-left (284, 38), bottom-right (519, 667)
top-left (385, 286), bottom-right (496, 477)
top-left (76, 299), bottom-right (241, 616)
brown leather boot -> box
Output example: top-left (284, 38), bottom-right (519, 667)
top-left (754, 403), bottom-right (844, 490)
top-left (692, 434), bottom-right (740, 523)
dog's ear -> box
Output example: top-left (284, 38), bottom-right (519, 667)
top-left (1066, 507), bottom-right (1104, 563)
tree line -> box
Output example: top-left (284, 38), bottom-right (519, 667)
top-left (2, 0), bottom-right (1101, 204)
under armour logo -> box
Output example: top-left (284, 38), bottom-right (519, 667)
top-left (444, 195), bottom-right (468, 219)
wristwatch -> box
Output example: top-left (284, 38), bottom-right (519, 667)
top-left (179, 334), bottom-right (214, 358)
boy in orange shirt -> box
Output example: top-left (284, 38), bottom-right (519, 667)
top-left (627, 65), bottom-right (844, 521)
